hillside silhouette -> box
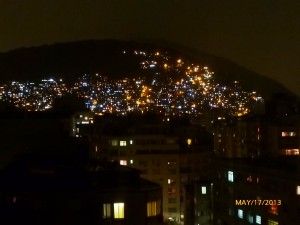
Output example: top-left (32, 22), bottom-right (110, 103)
top-left (0, 39), bottom-right (292, 99)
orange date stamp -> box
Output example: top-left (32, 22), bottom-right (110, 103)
top-left (235, 199), bottom-right (281, 206)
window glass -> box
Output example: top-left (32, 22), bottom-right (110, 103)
top-left (103, 203), bottom-right (111, 218)
top-left (114, 203), bottom-right (124, 219)
top-left (228, 171), bottom-right (234, 182)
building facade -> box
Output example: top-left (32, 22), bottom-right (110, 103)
top-left (91, 119), bottom-right (213, 225)
top-left (212, 157), bottom-right (300, 225)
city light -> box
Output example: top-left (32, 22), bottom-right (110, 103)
top-left (0, 49), bottom-right (263, 116)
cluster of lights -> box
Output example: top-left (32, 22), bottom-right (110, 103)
top-left (0, 50), bottom-right (263, 116)
top-left (0, 79), bottom-right (67, 111)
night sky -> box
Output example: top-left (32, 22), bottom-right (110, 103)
top-left (0, 0), bottom-right (299, 96)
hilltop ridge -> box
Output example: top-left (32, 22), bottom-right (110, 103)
top-left (0, 39), bottom-right (293, 99)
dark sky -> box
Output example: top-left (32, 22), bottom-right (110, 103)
top-left (0, 0), bottom-right (299, 96)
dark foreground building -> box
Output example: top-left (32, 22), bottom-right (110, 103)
top-left (0, 155), bottom-right (163, 225)
top-left (213, 157), bottom-right (300, 225)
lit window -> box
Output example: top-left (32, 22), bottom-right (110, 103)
top-left (237, 209), bottom-right (243, 219)
top-left (120, 160), bottom-right (127, 166)
top-left (247, 214), bottom-right (254, 224)
top-left (187, 139), bottom-right (192, 145)
top-left (268, 220), bottom-right (278, 225)
top-left (147, 201), bottom-right (157, 217)
top-left (130, 159), bottom-right (133, 164)
top-left (256, 215), bottom-right (261, 224)
top-left (228, 171), bottom-right (234, 182)
top-left (282, 131), bottom-right (296, 137)
top-left (114, 203), bottom-right (124, 219)
top-left (268, 204), bottom-right (278, 215)
top-left (284, 149), bottom-right (299, 155)
top-left (120, 141), bottom-right (127, 146)
top-left (111, 140), bottom-right (118, 146)
top-left (201, 186), bottom-right (207, 194)
top-left (130, 140), bottom-right (133, 144)
top-left (168, 179), bottom-right (175, 185)
top-left (103, 203), bottom-right (111, 218)
top-left (167, 161), bottom-right (176, 166)
top-left (297, 186), bottom-right (300, 195)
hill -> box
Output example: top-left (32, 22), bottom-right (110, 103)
top-left (0, 39), bottom-right (292, 99)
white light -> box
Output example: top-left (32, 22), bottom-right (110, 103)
top-left (120, 160), bottom-right (127, 166)
top-left (201, 186), bottom-right (207, 194)
top-left (256, 215), bottom-right (261, 224)
top-left (238, 209), bottom-right (243, 219)
top-left (228, 171), bottom-right (234, 182)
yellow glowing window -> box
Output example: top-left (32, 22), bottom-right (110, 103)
top-left (297, 186), bottom-right (300, 195)
top-left (114, 203), bottom-right (124, 219)
top-left (147, 201), bottom-right (157, 217)
top-left (187, 139), bottom-right (192, 145)
top-left (120, 141), bottom-right (127, 146)
top-left (268, 220), bottom-right (278, 225)
top-left (103, 203), bottom-right (111, 218)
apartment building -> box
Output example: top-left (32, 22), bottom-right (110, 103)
top-left (92, 118), bottom-right (213, 225)
top-left (213, 114), bottom-right (300, 158)
top-left (212, 157), bottom-right (300, 225)
top-left (213, 93), bottom-right (300, 158)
